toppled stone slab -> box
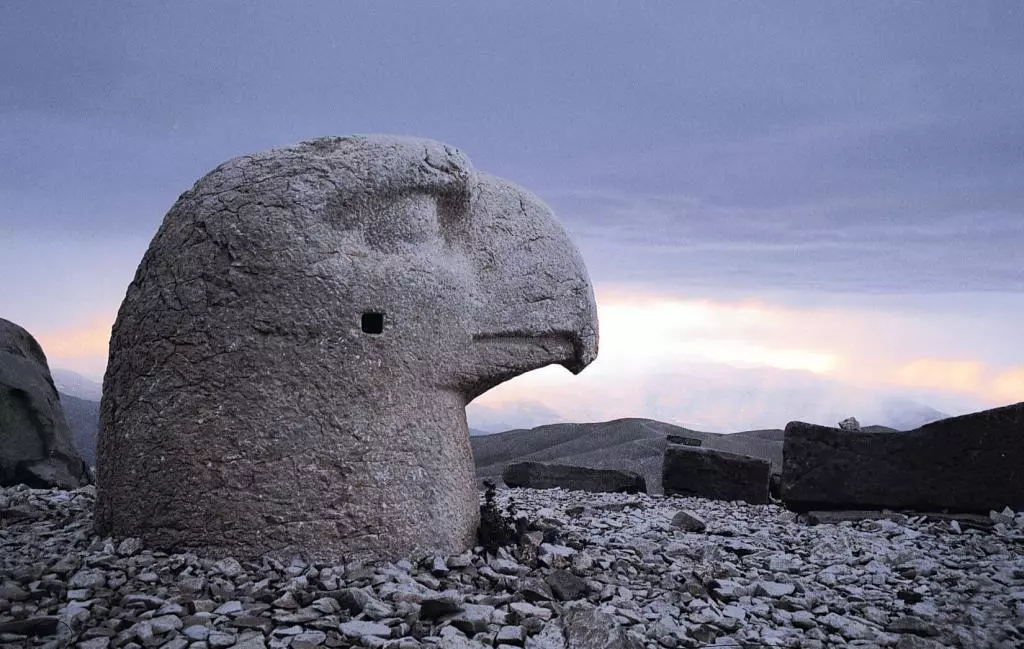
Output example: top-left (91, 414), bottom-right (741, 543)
top-left (662, 446), bottom-right (770, 504)
top-left (806, 510), bottom-right (912, 525)
top-left (502, 462), bottom-right (646, 494)
top-left (782, 402), bottom-right (1024, 513)
top-left (920, 512), bottom-right (995, 532)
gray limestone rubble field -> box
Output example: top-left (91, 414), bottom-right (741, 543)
top-left (95, 135), bottom-right (597, 562)
top-left (2, 484), bottom-right (1022, 648)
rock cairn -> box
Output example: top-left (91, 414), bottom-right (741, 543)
top-left (2, 485), bottom-right (1023, 649)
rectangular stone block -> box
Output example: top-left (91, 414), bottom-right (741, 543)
top-left (781, 402), bottom-right (1024, 513)
top-left (662, 446), bottom-right (770, 504)
top-left (502, 461), bottom-right (647, 494)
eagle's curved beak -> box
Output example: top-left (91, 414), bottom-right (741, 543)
top-left (461, 174), bottom-right (598, 398)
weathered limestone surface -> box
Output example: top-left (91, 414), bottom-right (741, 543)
top-left (95, 135), bottom-right (598, 561)
top-left (781, 403), bottom-right (1024, 513)
top-left (662, 446), bottom-right (770, 505)
top-left (502, 461), bottom-right (647, 494)
top-left (0, 318), bottom-right (91, 489)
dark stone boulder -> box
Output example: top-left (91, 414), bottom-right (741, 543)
top-left (662, 446), bottom-right (770, 504)
top-left (545, 569), bottom-right (588, 601)
top-left (781, 402), bottom-right (1024, 513)
top-left (0, 318), bottom-right (92, 489)
top-left (502, 461), bottom-right (646, 494)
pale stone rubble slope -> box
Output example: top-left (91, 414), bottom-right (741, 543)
top-left (1, 485), bottom-right (1022, 649)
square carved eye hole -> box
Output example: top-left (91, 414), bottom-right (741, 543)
top-left (361, 312), bottom-right (385, 334)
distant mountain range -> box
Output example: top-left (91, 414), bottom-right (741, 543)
top-left (52, 368), bottom-right (103, 401)
top-left (875, 399), bottom-right (951, 432)
top-left (60, 392), bottom-right (99, 466)
top-left (50, 369), bottom-right (103, 467)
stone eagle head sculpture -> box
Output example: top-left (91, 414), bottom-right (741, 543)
top-left (95, 135), bottom-right (598, 560)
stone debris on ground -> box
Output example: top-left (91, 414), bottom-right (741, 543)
top-left (1, 484), bottom-right (1023, 649)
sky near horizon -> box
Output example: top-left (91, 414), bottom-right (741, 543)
top-left (2, 2), bottom-right (1022, 432)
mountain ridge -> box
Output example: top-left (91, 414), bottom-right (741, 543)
top-left (52, 368), bottom-right (103, 401)
top-left (470, 417), bottom-right (788, 495)
top-left (59, 392), bottom-right (99, 467)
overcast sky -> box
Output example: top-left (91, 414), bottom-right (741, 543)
top-left (2, 2), bottom-right (1022, 432)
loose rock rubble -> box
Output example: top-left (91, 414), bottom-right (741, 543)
top-left (2, 485), bottom-right (1023, 649)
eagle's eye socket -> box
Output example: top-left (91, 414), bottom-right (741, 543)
top-left (361, 312), bottom-right (385, 334)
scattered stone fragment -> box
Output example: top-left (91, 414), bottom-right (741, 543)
top-left (518, 577), bottom-right (554, 603)
top-left (448, 603), bottom-right (497, 634)
top-left (669, 510), bottom-right (706, 532)
top-left (421, 592), bottom-right (464, 619)
top-left (149, 614), bottom-right (183, 634)
top-left (754, 581), bottom-right (796, 597)
top-left (510, 602), bottom-right (553, 621)
top-left (495, 625), bottom-right (524, 646)
top-left (184, 625), bottom-right (210, 640)
top-left (338, 620), bottom-right (391, 639)
top-left (214, 600), bottom-right (244, 615)
top-left (291, 630), bottom-right (328, 648)
top-left (209, 630), bottom-right (237, 648)
top-left (227, 616), bottom-right (273, 634)
top-left (431, 556), bottom-right (450, 576)
top-left (887, 615), bottom-right (940, 637)
top-left (227, 630), bottom-right (265, 649)
top-left (116, 537), bottom-right (143, 556)
top-left (805, 510), bottom-right (910, 525)
top-left (561, 605), bottom-right (644, 649)
top-left (545, 570), bottom-right (588, 601)
top-left (68, 568), bottom-right (106, 590)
